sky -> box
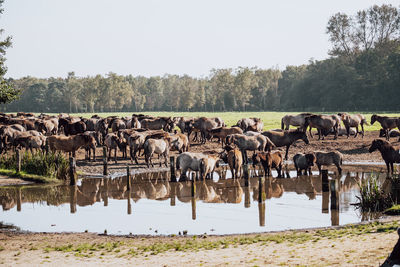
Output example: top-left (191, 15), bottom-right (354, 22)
top-left (1, 0), bottom-right (399, 79)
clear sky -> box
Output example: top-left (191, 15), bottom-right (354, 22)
top-left (1, 0), bottom-right (399, 78)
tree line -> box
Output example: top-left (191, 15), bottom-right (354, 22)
top-left (2, 4), bottom-right (400, 113)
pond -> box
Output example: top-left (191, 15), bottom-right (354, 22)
top-left (0, 170), bottom-right (388, 236)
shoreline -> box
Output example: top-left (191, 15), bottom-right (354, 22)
top-left (0, 218), bottom-right (399, 266)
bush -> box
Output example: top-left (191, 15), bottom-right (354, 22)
top-left (0, 150), bottom-right (69, 180)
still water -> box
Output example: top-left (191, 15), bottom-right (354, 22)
top-left (0, 170), bottom-right (388, 235)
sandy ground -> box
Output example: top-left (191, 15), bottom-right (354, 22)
top-left (0, 219), bottom-right (399, 266)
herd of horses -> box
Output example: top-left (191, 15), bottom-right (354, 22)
top-left (1, 111), bottom-right (400, 179)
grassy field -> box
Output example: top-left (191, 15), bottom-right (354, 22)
top-left (63, 111), bottom-right (400, 132)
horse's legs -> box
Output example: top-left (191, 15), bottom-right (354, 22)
top-left (277, 164), bottom-right (282, 178)
top-left (354, 125), bottom-right (359, 138)
top-left (333, 127), bottom-right (338, 140)
top-left (285, 145), bottom-right (290, 161)
top-left (309, 127), bottom-right (313, 138)
top-left (346, 125), bottom-right (350, 138)
top-left (244, 150), bottom-right (248, 164)
top-left (335, 163), bottom-right (342, 175)
top-left (386, 129), bottom-right (390, 141)
top-left (361, 124), bottom-right (365, 138)
top-left (317, 164), bottom-right (322, 175)
top-left (391, 162), bottom-right (394, 175)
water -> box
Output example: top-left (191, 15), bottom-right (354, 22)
top-left (0, 170), bottom-right (388, 235)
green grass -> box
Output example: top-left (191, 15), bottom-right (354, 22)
top-left (385, 205), bottom-right (400, 215)
top-left (39, 111), bottom-right (400, 132)
top-left (0, 168), bottom-right (60, 184)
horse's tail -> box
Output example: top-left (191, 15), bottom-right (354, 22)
top-left (281, 117), bottom-right (285, 130)
top-left (362, 118), bottom-right (369, 126)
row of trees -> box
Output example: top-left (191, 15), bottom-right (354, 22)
top-left (2, 4), bottom-right (400, 112)
top-left (4, 68), bottom-right (282, 112)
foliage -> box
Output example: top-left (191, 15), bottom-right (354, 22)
top-left (356, 173), bottom-right (393, 212)
top-left (0, 1), bottom-right (20, 104)
top-left (0, 151), bottom-right (69, 180)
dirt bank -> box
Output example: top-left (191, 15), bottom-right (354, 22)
top-left (0, 219), bottom-right (399, 266)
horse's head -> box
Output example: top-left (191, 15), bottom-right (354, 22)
top-left (338, 113), bottom-right (347, 121)
top-left (369, 139), bottom-right (386, 153)
top-left (298, 131), bottom-right (309, 144)
top-left (371, 114), bottom-right (378, 125)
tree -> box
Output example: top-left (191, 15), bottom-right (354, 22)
top-left (327, 4), bottom-right (400, 59)
top-left (0, 0), bottom-right (20, 104)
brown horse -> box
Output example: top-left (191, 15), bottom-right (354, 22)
top-left (261, 129), bottom-right (309, 160)
top-left (371, 114), bottom-right (399, 140)
top-left (252, 151), bottom-right (283, 177)
top-left (304, 115), bottom-right (339, 140)
top-left (338, 113), bottom-right (368, 138)
top-left (369, 139), bottom-right (400, 174)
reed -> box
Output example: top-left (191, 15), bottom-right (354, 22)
top-left (356, 173), bottom-right (393, 213)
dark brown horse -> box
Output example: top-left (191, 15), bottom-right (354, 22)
top-left (261, 129), bottom-right (309, 160)
top-left (371, 114), bottom-right (399, 140)
top-left (369, 139), bottom-right (400, 174)
top-left (58, 118), bottom-right (86, 136)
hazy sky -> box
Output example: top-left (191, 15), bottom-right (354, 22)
top-left (1, 0), bottom-right (399, 78)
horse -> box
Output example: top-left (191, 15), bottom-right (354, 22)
top-left (140, 117), bottom-right (174, 132)
top-left (58, 117), bottom-right (86, 136)
top-left (237, 118), bottom-right (263, 132)
top-left (226, 134), bottom-right (275, 164)
top-left (252, 151), bottom-right (283, 177)
top-left (371, 115), bottom-right (399, 140)
top-left (261, 129), bottom-right (309, 160)
top-left (369, 139), bottom-right (400, 174)
top-left (281, 113), bottom-right (313, 131)
top-left (304, 115), bottom-right (339, 140)
top-left (338, 113), bottom-right (368, 138)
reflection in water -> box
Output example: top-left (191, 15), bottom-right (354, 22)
top-left (127, 190), bottom-right (132, 215)
top-left (322, 191), bottom-right (329, 214)
top-left (0, 171), bottom-right (389, 235)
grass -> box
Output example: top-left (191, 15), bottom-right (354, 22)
top-left (0, 168), bottom-right (60, 184)
top-left (42, 220), bottom-right (399, 258)
top-left (385, 205), bottom-right (400, 215)
top-left (38, 111), bottom-right (400, 132)
top-left (0, 151), bottom-right (69, 182)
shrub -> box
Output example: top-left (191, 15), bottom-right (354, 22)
top-left (0, 150), bottom-right (69, 180)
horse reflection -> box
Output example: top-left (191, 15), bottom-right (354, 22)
top-left (0, 171), bottom-right (368, 215)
